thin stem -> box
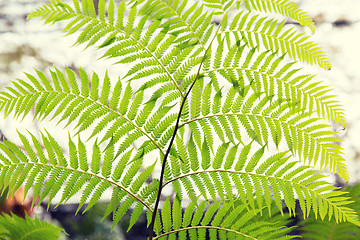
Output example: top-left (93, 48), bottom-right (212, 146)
top-left (147, 2), bottom-right (236, 238)
top-left (5, 161), bottom-right (153, 212)
top-left (148, 46), bottom-right (209, 237)
top-left (5, 90), bottom-right (165, 156)
top-left (147, 89), bottom-right (187, 239)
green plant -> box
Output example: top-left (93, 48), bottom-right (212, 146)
top-left (0, 213), bottom-right (63, 240)
top-left (300, 183), bottom-right (360, 240)
top-left (0, 0), bottom-right (358, 239)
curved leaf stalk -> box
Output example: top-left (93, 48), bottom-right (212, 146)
top-left (178, 110), bottom-right (348, 181)
top-left (7, 161), bottom-right (153, 212)
top-left (162, 169), bottom-right (350, 221)
top-left (6, 89), bottom-right (165, 156)
top-left (148, 2), bottom-right (239, 239)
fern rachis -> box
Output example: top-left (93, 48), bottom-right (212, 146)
top-left (0, 0), bottom-right (358, 239)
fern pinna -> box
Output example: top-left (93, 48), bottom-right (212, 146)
top-left (0, 213), bottom-right (62, 240)
top-left (300, 184), bottom-right (360, 240)
top-left (0, 0), bottom-right (358, 239)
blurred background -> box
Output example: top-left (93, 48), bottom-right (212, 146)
top-left (0, 0), bottom-right (359, 239)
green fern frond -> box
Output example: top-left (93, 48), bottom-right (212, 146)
top-left (154, 197), bottom-right (296, 239)
top-left (0, 67), bottom-right (171, 156)
top-left (28, 0), bottom-right (187, 96)
top-left (180, 85), bottom-right (348, 180)
top-left (202, 44), bottom-right (345, 126)
top-left (165, 141), bottom-right (358, 225)
top-left (0, 214), bottom-right (64, 240)
top-left (202, 0), bottom-right (238, 15)
top-left (219, 11), bottom-right (330, 69)
top-left (136, 0), bottom-right (215, 50)
top-left (300, 184), bottom-right (360, 239)
top-left (244, 0), bottom-right (315, 32)
top-left (0, 131), bottom-right (157, 230)
top-left (0, 0), bottom-right (355, 238)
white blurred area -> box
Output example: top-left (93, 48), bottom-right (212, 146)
top-left (0, 0), bottom-right (359, 207)
top-left (300, 0), bottom-right (360, 183)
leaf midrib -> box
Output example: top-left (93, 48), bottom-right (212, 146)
top-left (218, 28), bottom-right (329, 68)
top-left (2, 161), bottom-right (153, 212)
top-left (179, 111), bottom-right (341, 169)
top-left (162, 168), bottom-right (350, 221)
top-left (3, 89), bottom-right (165, 156)
top-left (201, 66), bottom-right (343, 124)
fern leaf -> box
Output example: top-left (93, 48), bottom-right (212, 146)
top-left (0, 131), bottom-right (157, 228)
top-left (0, 214), bottom-right (63, 240)
top-left (164, 141), bottom-right (358, 225)
top-left (28, 0), bottom-right (186, 97)
top-left (138, 0), bottom-right (215, 50)
top-left (202, 0), bottom-right (237, 15)
top-left (127, 202), bottom-right (145, 232)
top-left (300, 184), bottom-right (360, 239)
top-left (244, 0), bottom-right (315, 32)
top-left (0, 1), bottom-right (356, 239)
top-left (99, 70), bottom-right (111, 105)
top-left (181, 85), bottom-right (348, 180)
top-left (219, 12), bottom-right (330, 69)
top-left (0, 68), bottom-right (166, 158)
top-left (156, 198), bottom-right (296, 239)
top-left (204, 44), bottom-right (346, 126)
